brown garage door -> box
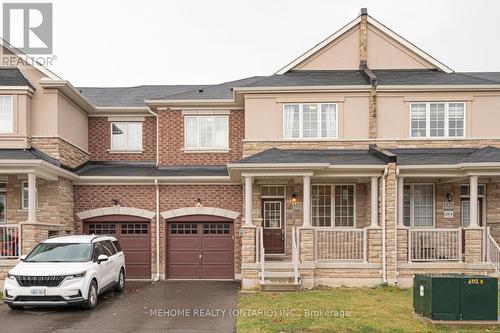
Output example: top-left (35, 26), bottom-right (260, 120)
top-left (83, 215), bottom-right (151, 279)
top-left (167, 217), bottom-right (234, 279)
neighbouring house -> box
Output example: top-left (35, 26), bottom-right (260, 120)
top-left (1, 8), bottom-right (500, 289)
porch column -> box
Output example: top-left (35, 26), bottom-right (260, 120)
top-left (469, 175), bottom-right (479, 227)
top-left (244, 176), bottom-right (253, 226)
top-left (303, 175), bottom-right (311, 227)
top-left (27, 173), bottom-right (36, 223)
top-left (397, 176), bottom-right (404, 226)
top-left (370, 176), bottom-right (378, 227)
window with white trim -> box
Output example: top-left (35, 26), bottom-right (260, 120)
top-left (283, 103), bottom-right (337, 139)
top-left (410, 102), bottom-right (465, 138)
top-left (22, 181), bottom-right (38, 210)
top-left (184, 116), bottom-right (228, 150)
top-left (0, 96), bottom-right (13, 133)
top-left (111, 122), bottom-right (142, 150)
top-left (403, 184), bottom-right (434, 227)
top-left (312, 184), bottom-right (355, 227)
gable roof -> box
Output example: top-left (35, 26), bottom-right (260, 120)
top-left (276, 13), bottom-right (453, 75)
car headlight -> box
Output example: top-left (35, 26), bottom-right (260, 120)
top-left (66, 271), bottom-right (87, 280)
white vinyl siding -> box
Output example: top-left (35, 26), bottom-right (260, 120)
top-left (184, 116), bottom-right (228, 150)
top-left (403, 184), bottom-right (434, 227)
top-left (0, 96), bottom-right (13, 133)
top-left (283, 103), bottom-right (337, 139)
top-left (312, 184), bottom-right (355, 227)
top-left (111, 122), bottom-right (142, 151)
top-left (410, 102), bottom-right (465, 138)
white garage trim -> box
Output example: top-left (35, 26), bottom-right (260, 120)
top-left (77, 206), bottom-right (156, 220)
top-left (161, 207), bottom-right (240, 220)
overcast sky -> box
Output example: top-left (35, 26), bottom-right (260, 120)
top-left (4, 0), bottom-right (500, 86)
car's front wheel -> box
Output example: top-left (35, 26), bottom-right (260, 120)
top-left (82, 279), bottom-right (98, 310)
top-left (114, 268), bottom-right (125, 292)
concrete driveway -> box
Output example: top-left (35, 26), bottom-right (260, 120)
top-left (0, 281), bottom-right (240, 333)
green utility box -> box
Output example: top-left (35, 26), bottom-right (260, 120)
top-left (413, 274), bottom-right (498, 321)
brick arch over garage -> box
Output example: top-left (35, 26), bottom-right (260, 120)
top-left (76, 206), bottom-right (156, 220)
top-left (160, 207), bottom-right (239, 220)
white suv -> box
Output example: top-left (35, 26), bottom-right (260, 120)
top-left (3, 235), bottom-right (126, 310)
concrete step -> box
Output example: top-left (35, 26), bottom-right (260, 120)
top-left (263, 261), bottom-right (294, 269)
top-left (259, 282), bottom-right (301, 292)
top-left (259, 271), bottom-right (295, 279)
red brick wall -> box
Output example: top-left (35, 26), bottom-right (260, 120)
top-left (74, 184), bottom-right (243, 277)
top-left (158, 110), bottom-right (244, 165)
top-left (88, 116), bottom-right (157, 161)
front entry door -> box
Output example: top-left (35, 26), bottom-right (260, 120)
top-left (262, 199), bottom-right (285, 254)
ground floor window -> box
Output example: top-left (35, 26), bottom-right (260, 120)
top-left (403, 184), bottom-right (434, 227)
top-left (460, 184), bottom-right (485, 227)
top-left (312, 184), bottom-right (355, 227)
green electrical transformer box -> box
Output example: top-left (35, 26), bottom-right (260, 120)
top-left (413, 274), bottom-right (498, 321)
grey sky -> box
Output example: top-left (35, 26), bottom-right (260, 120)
top-left (11, 0), bottom-right (500, 86)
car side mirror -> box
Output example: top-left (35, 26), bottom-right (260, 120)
top-left (97, 254), bottom-right (109, 263)
top-left (19, 255), bottom-right (27, 261)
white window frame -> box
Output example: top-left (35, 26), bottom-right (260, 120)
top-left (311, 183), bottom-right (356, 228)
top-left (0, 95), bottom-right (14, 134)
top-left (403, 183), bottom-right (435, 228)
top-left (21, 181), bottom-right (38, 210)
top-left (460, 184), bottom-right (486, 228)
top-left (110, 122), bottom-right (143, 151)
top-left (409, 102), bottom-right (466, 139)
top-left (260, 185), bottom-right (286, 198)
top-left (282, 103), bottom-right (338, 140)
top-left (183, 115), bottom-right (229, 151)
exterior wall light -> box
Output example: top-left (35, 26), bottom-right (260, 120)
top-left (111, 198), bottom-right (120, 206)
top-left (446, 193), bottom-right (453, 202)
top-left (291, 193), bottom-right (297, 203)
top-left (196, 198), bottom-right (203, 208)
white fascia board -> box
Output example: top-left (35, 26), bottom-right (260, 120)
top-left (378, 85), bottom-right (500, 92)
top-left (0, 86), bottom-right (34, 93)
top-left (275, 16), bottom-right (361, 74)
top-left (233, 85), bottom-right (371, 93)
top-left (367, 16), bottom-right (453, 73)
top-left (227, 163), bottom-right (329, 169)
top-left (0, 160), bottom-right (77, 181)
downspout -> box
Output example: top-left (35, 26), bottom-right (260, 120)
top-left (148, 108), bottom-right (159, 167)
top-left (153, 178), bottom-right (160, 282)
top-left (394, 168), bottom-right (400, 285)
top-left (381, 167), bottom-right (388, 284)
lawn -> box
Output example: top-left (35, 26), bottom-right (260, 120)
top-left (237, 286), bottom-right (499, 333)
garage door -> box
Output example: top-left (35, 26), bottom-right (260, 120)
top-left (167, 219), bottom-right (234, 279)
top-left (83, 216), bottom-right (151, 279)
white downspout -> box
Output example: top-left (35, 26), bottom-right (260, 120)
top-left (148, 108), bottom-right (159, 167)
top-left (394, 168), bottom-right (399, 285)
top-left (153, 178), bottom-right (160, 282)
top-left (381, 167), bottom-right (388, 284)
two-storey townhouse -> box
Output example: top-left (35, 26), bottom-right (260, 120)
top-left (1, 9), bottom-right (500, 290)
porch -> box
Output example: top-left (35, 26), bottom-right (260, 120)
top-left (230, 147), bottom-right (500, 289)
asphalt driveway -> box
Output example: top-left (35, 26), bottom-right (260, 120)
top-left (0, 281), bottom-right (240, 333)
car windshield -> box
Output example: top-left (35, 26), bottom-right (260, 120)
top-left (25, 243), bottom-right (92, 262)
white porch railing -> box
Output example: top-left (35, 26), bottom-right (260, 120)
top-left (314, 228), bottom-right (367, 261)
top-left (409, 228), bottom-right (461, 262)
top-left (256, 227), bottom-right (265, 284)
top-left (0, 224), bottom-right (20, 258)
top-left (486, 227), bottom-right (500, 275)
top-left (291, 227), bottom-right (299, 284)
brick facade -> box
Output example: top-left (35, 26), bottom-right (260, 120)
top-left (157, 110), bottom-right (244, 165)
top-left (88, 116), bottom-right (157, 161)
top-left (74, 184), bottom-right (243, 278)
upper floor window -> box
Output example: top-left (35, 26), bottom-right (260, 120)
top-left (111, 122), bottom-right (142, 151)
top-left (0, 96), bottom-right (13, 134)
top-left (410, 102), bottom-right (465, 138)
top-left (283, 103), bottom-right (337, 139)
top-left (184, 116), bottom-right (228, 150)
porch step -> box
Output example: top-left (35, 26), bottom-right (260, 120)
top-left (259, 271), bottom-right (295, 279)
top-left (264, 262), bottom-right (294, 269)
top-left (260, 282), bottom-right (301, 292)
